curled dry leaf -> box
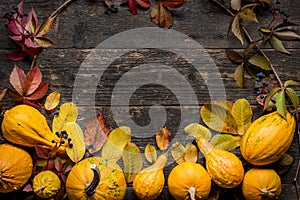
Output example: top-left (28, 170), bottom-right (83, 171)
top-left (101, 126), bottom-right (132, 162)
top-left (84, 112), bottom-right (110, 154)
top-left (144, 144), bottom-right (157, 163)
top-left (122, 142), bottom-right (143, 183)
top-left (44, 91), bottom-right (60, 111)
top-left (156, 127), bottom-right (172, 150)
top-left (52, 102), bottom-right (78, 133)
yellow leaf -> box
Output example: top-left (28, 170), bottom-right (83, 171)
top-left (184, 123), bottom-right (212, 140)
top-left (63, 122), bottom-right (85, 163)
top-left (122, 143), bottom-right (143, 183)
top-left (101, 126), bottom-right (131, 162)
top-left (231, 98), bottom-right (252, 135)
top-left (44, 91), bottom-right (60, 111)
top-left (210, 134), bottom-right (241, 151)
top-left (156, 127), bottom-right (171, 150)
top-left (144, 144), bottom-right (157, 163)
top-left (171, 142), bottom-right (185, 164)
top-left (52, 102), bottom-right (78, 133)
top-left (184, 143), bottom-right (198, 163)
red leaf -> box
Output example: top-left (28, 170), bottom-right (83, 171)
top-left (7, 50), bottom-right (27, 61)
top-left (25, 8), bottom-right (38, 34)
top-left (54, 157), bottom-right (63, 172)
top-left (35, 144), bottom-right (50, 159)
top-left (0, 88), bottom-right (7, 101)
top-left (6, 88), bottom-right (23, 102)
top-left (84, 112), bottom-right (111, 154)
top-left (136, 0), bottom-right (151, 8)
top-left (26, 66), bottom-right (42, 96)
top-left (8, 20), bottom-right (22, 36)
top-left (10, 65), bottom-right (27, 96)
top-left (25, 47), bottom-right (41, 57)
top-left (26, 81), bottom-right (48, 100)
top-left (151, 3), bottom-right (173, 28)
top-left (129, 0), bottom-right (138, 15)
top-left (161, 0), bottom-right (186, 9)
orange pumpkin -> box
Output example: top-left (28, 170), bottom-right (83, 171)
top-left (66, 157), bottom-right (126, 200)
top-left (242, 168), bottom-right (282, 200)
top-left (0, 143), bottom-right (33, 193)
top-left (240, 111), bottom-right (296, 166)
top-left (197, 138), bottom-right (244, 188)
top-left (168, 162), bottom-right (211, 200)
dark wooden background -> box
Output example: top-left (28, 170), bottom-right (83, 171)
top-left (0, 0), bottom-right (300, 199)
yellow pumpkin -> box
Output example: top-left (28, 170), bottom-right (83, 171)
top-left (197, 138), bottom-right (244, 188)
top-left (66, 157), bottom-right (126, 200)
top-left (133, 154), bottom-right (167, 200)
top-left (168, 162), bottom-right (211, 200)
top-left (242, 168), bottom-right (282, 200)
top-left (33, 170), bottom-right (61, 198)
top-left (1, 104), bottom-right (65, 154)
top-left (0, 143), bottom-right (33, 193)
top-left (240, 111), bottom-right (296, 166)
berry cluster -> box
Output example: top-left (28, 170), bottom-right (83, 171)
top-left (52, 130), bottom-right (73, 148)
top-left (254, 72), bottom-right (269, 99)
top-left (2, 5), bottom-right (27, 27)
top-left (269, 0), bottom-right (290, 23)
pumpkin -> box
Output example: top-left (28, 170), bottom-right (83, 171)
top-left (240, 111), bottom-right (296, 166)
top-left (197, 138), bottom-right (244, 188)
top-left (33, 170), bottom-right (61, 198)
top-left (1, 104), bottom-right (65, 154)
top-left (66, 157), bottom-right (126, 200)
top-left (0, 143), bottom-right (33, 193)
top-left (242, 168), bottom-right (282, 200)
top-left (133, 154), bottom-right (168, 200)
top-left (168, 162), bottom-right (211, 200)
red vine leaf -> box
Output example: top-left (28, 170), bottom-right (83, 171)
top-left (26, 81), bottom-right (49, 100)
top-left (151, 3), bottom-right (173, 29)
top-left (26, 66), bottom-right (42, 96)
top-left (84, 112), bottom-right (111, 154)
top-left (161, 0), bottom-right (186, 9)
top-left (136, 0), bottom-right (151, 8)
top-left (128, 0), bottom-right (138, 15)
top-left (10, 65), bottom-right (27, 96)
top-left (0, 88), bottom-right (7, 101)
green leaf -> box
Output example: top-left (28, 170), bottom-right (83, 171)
top-left (101, 126), bottom-right (132, 162)
top-left (210, 134), bottom-right (241, 151)
top-left (144, 144), bottom-right (157, 164)
top-left (239, 8), bottom-right (258, 23)
top-left (226, 50), bottom-right (244, 63)
top-left (184, 123), bottom-right (212, 140)
top-left (269, 36), bottom-right (290, 54)
top-left (259, 27), bottom-right (272, 34)
top-left (171, 142), bottom-right (185, 164)
top-left (276, 90), bottom-right (287, 119)
top-left (284, 80), bottom-right (300, 87)
top-left (234, 63), bottom-right (245, 88)
top-left (52, 102), bottom-right (78, 133)
top-left (231, 98), bottom-right (252, 135)
top-left (248, 55), bottom-right (271, 70)
top-left (200, 103), bottom-right (238, 134)
top-left (274, 31), bottom-right (300, 41)
top-left (285, 88), bottom-right (299, 111)
top-left (230, 15), bottom-right (244, 44)
top-left (263, 87), bottom-right (281, 111)
top-left (64, 122), bottom-right (86, 163)
top-left (122, 142), bottom-right (143, 183)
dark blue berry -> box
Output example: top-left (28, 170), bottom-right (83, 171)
top-left (8, 11), bottom-right (14, 17)
top-left (51, 140), bottom-right (56, 143)
top-left (276, 0), bottom-right (280, 4)
top-left (12, 5), bottom-right (18, 11)
top-left (54, 111), bottom-right (59, 115)
top-left (256, 72), bottom-right (265, 78)
top-left (68, 138), bottom-right (72, 142)
top-left (60, 140), bottom-right (65, 144)
top-left (63, 133), bottom-right (68, 139)
top-left (256, 77), bottom-right (261, 82)
top-left (56, 105), bottom-right (60, 110)
top-left (262, 81), bottom-right (269, 86)
top-left (254, 85), bottom-right (259, 90)
top-left (283, 18), bottom-right (289, 23)
top-left (260, 95), bottom-right (265, 99)
top-left (256, 91), bottom-right (261, 95)
top-left (61, 130), bottom-right (67, 135)
top-left (4, 22), bottom-right (8, 27)
top-left (55, 131), bottom-right (61, 137)
top-left (24, 13), bottom-right (28, 17)
top-left (69, 143), bottom-right (73, 148)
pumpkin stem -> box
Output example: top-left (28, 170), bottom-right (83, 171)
top-left (85, 164), bottom-right (101, 197)
top-left (188, 187), bottom-right (196, 200)
top-left (260, 188), bottom-right (275, 198)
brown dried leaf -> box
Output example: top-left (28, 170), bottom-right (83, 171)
top-left (150, 3), bottom-right (173, 28)
top-left (239, 8), bottom-right (258, 22)
top-left (226, 49), bottom-right (244, 63)
top-left (156, 127), bottom-right (172, 150)
top-left (122, 142), bottom-right (143, 183)
top-left (144, 144), bottom-right (157, 163)
top-left (275, 153), bottom-right (294, 175)
top-left (84, 112), bottom-right (110, 154)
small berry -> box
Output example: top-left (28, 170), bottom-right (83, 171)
top-left (51, 140), bottom-right (56, 143)
top-left (283, 18), bottom-right (289, 23)
top-left (68, 138), bottom-right (72, 142)
top-left (260, 95), bottom-right (265, 99)
top-left (60, 140), bottom-right (65, 144)
top-left (254, 85), bottom-right (259, 90)
top-left (54, 111), bottom-right (59, 115)
top-left (63, 133), bottom-right (68, 139)
top-left (69, 143), bottom-right (73, 148)
top-left (3, 22), bottom-right (8, 27)
top-left (61, 130), bottom-right (67, 135)
top-left (262, 81), bottom-right (269, 86)
top-left (56, 105), bottom-right (60, 110)
top-left (8, 11), bottom-right (14, 17)
top-left (256, 91), bottom-right (261, 95)
top-left (55, 131), bottom-right (61, 137)
top-left (256, 77), bottom-right (261, 82)
top-left (12, 5), bottom-right (18, 11)
top-left (24, 13), bottom-right (28, 17)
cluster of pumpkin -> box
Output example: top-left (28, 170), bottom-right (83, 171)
top-left (0, 103), bottom-right (296, 200)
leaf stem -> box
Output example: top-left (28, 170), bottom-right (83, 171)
top-left (210, 0), bottom-right (284, 87)
top-left (30, 55), bottom-right (37, 69)
top-left (49, 0), bottom-right (77, 19)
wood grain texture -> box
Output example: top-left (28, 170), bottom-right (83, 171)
top-left (0, 0), bottom-right (300, 199)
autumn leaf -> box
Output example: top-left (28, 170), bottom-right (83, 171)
top-left (156, 127), bottom-right (172, 150)
top-left (235, 63), bottom-right (245, 88)
top-left (239, 8), bottom-right (258, 23)
top-left (248, 55), bottom-right (271, 71)
top-left (144, 144), bottom-right (157, 163)
top-left (230, 15), bottom-right (244, 44)
top-left (101, 126), bottom-right (132, 162)
top-left (52, 102), bottom-right (78, 133)
top-left (275, 153), bottom-right (294, 175)
top-left (161, 0), bottom-right (186, 8)
top-left (126, 0), bottom-right (151, 15)
top-left (184, 123), bottom-right (212, 140)
top-left (226, 50), bottom-right (244, 63)
top-left (122, 142), bottom-right (143, 183)
top-left (231, 98), bottom-right (252, 135)
top-left (184, 143), bottom-right (198, 163)
top-left (200, 103), bottom-right (238, 134)
top-left (9, 65), bottom-right (48, 103)
top-left (276, 90), bottom-right (287, 119)
top-left (210, 134), bottom-right (241, 151)
top-left (263, 87), bottom-right (281, 111)
top-left (44, 91), bottom-right (60, 111)
top-left (151, 3), bottom-right (173, 29)
top-left (171, 142), bottom-right (185, 164)
top-left (231, 0), bottom-right (241, 11)
top-left (0, 88), bottom-right (7, 101)
top-left (269, 36), bottom-right (290, 54)
top-left (63, 122), bottom-right (86, 163)
top-left (285, 88), bottom-right (299, 112)
top-left (84, 112), bottom-right (111, 154)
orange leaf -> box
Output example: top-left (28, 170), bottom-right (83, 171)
top-left (84, 112), bottom-right (111, 154)
top-left (156, 127), bottom-right (171, 150)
